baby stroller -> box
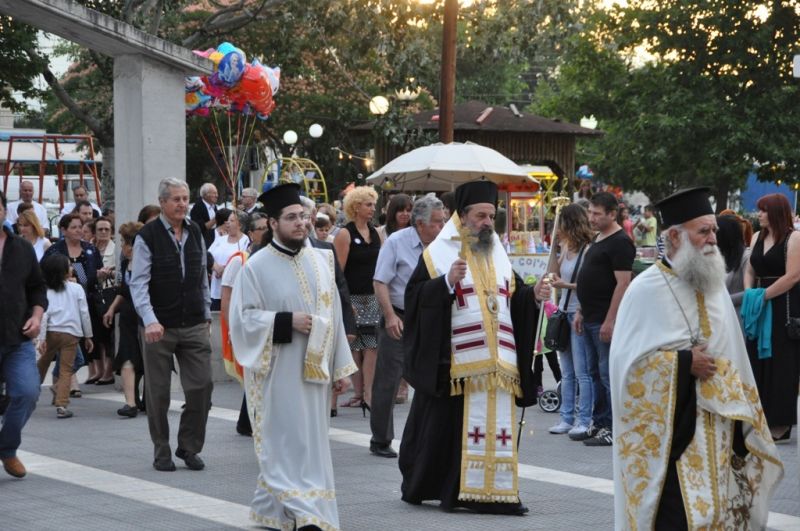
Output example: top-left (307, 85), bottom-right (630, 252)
top-left (538, 381), bottom-right (561, 413)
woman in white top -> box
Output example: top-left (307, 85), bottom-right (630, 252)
top-left (37, 253), bottom-right (94, 419)
top-left (89, 217), bottom-right (117, 384)
top-left (546, 203), bottom-right (595, 440)
top-left (16, 209), bottom-right (51, 261)
top-left (209, 209), bottom-right (250, 311)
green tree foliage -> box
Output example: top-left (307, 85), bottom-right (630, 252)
top-left (532, 1), bottom-right (800, 209)
top-left (16, 1), bottom-right (578, 198)
top-left (0, 17), bottom-right (46, 111)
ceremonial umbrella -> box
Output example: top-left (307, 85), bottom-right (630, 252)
top-left (366, 142), bottom-right (538, 192)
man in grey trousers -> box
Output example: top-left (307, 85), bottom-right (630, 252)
top-left (130, 178), bottom-right (213, 472)
top-left (369, 195), bottom-right (446, 457)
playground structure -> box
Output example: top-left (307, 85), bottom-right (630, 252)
top-left (1, 132), bottom-right (102, 209)
top-left (261, 156), bottom-right (329, 203)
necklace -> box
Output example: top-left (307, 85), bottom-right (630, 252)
top-left (658, 266), bottom-right (702, 346)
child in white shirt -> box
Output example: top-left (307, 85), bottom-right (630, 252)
top-left (37, 254), bottom-right (93, 418)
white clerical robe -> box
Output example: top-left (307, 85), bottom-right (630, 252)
top-left (610, 262), bottom-right (783, 530)
top-left (229, 243), bottom-right (356, 531)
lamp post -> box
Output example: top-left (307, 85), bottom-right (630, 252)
top-left (439, 0), bottom-right (458, 144)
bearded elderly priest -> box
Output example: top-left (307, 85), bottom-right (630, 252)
top-left (400, 180), bottom-right (550, 516)
top-left (229, 183), bottom-right (357, 531)
top-left (610, 187), bottom-right (783, 530)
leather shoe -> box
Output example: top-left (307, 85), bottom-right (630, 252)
top-left (153, 459), bottom-right (176, 472)
top-left (175, 448), bottom-right (205, 470)
top-left (2, 456), bottom-right (27, 478)
top-left (369, 443), bottom-right (398, 458)
top-left (117, 404), bottom-right (138, 418)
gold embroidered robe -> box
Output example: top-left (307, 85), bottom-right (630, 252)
top-left (610, 261), bottom-right (783, 530)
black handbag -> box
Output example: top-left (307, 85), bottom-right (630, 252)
top-left (782, 235), bottom-right (800, 340)
top-left (544, 245), bottom-right (586, 351)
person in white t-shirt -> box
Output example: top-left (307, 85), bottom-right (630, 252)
top-left (37, 254), bottom-right (94, 419)
top-left (7, 180), bottom-right (50, 231)
top-left (208, 210), bottom-right (250, 311)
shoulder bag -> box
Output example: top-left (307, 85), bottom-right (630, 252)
top-left (783, 233), bottom-right (800, 340)
top-left (544, 244), bottom-right (587, 351)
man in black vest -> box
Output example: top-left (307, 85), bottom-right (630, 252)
top-left (130, 178), bottom-right (213, 472)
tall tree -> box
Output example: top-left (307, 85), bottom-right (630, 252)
top-left (532, 1), bottom-right (800, 210)
top-left (0, 17), bottom-right (46, 111)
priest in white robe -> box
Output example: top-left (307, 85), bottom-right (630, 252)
top-left (229, 183), bottom-right (357, 531)
top-left (610, 187), bottom-right (782, 530)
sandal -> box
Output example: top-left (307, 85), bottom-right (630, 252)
top-left (339, 396), bottom-right (363, 408)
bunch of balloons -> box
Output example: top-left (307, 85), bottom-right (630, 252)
top-left (186, 42), bottom-right (281, 119)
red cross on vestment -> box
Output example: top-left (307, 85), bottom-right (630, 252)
top-left (496, 428), bottom-right (512, 447)
top-left (468, 426), bottom-right (486, 444)
top-left (454, 282), bottom-right (475, 309)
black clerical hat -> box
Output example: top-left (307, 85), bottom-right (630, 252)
top-left (258, 183), bottom-right (302, 218)
top-left (454, 180), bottom-right (498, 212)
top-left (654, 187), bottom-right (714, 227)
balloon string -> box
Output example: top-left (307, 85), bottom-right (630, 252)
top-left (210, 111), bottom-right (227, 178)
top-left (233, 116), bottom-right (258, 201)
top-left (227, 111), bottom-right (233, 187)
top-left (199, 128), bottom-right (228, 185)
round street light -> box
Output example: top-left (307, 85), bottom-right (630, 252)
top-left (308, 123), bottom-right (324, 138)
top-left (283, 130), bottom-right (298, 145)
top-left (369, 95), bottom-right (390, 115)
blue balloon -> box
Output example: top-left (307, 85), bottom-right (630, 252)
top-left (218, 50), bottom-right (246, 87)
top-left (216, 42), bottom-right (236, 55)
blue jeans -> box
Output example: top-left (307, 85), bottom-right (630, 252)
top-left (0, 341), bottom-right (40, 458)
top-left (575, 321), bottom-right (612, 430)
top-left (559, 312), bottom-right (594, 427)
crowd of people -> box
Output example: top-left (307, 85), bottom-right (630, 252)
top-left (0, 176), bottom-right (797, 530)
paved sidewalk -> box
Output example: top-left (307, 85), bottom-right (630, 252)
top-left (2, 373), bottom-right (798, 530)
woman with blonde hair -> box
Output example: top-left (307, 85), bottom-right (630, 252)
top-left (334, 186), bottom-right (381, 414)
top-left (16, 208), bottom-right (51, 260)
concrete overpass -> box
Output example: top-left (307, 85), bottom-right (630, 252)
top-left (0, 0), bottom-right (213, 226)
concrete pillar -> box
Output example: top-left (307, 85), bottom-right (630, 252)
top-left (113, 55), bottom-right (186, 226)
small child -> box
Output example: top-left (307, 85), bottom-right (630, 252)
top-left (37, 254), bottom-right (94, 419)
top-left (314, 214), bottom-right (333, 242)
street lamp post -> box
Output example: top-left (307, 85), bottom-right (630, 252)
top-left (439, 0), bottom-right (458, 144)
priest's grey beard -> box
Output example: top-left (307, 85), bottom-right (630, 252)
top-left (470, 226), bottom-right (495, 255)
top-left (671, 230), bottom-right (726, 293)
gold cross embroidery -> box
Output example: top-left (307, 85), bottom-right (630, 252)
top-left (320, 290), bottom-right (332, 308)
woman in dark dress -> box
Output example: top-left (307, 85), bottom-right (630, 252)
top-left (743, 194), bottom-right (800, 442)
top-left (102, 222), bottom-right (145, 417)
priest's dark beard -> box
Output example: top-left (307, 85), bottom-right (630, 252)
top-left (469, 226), bottom-right (494, 256)
top-left (671, 231), bottom-right (726, 293)
top-left (274, 232), bottom-right (306, 251)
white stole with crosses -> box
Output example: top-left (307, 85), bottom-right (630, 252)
top-left (423, 214), bottom-right (521, 503)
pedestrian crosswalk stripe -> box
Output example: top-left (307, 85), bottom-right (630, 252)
top-left (17, 450), bottom-right (251, 529)
top-left (86, 392), bottom-right (800, 530)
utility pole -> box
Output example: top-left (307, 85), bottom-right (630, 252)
top-left (438, 0), bottom-right (458, 143)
